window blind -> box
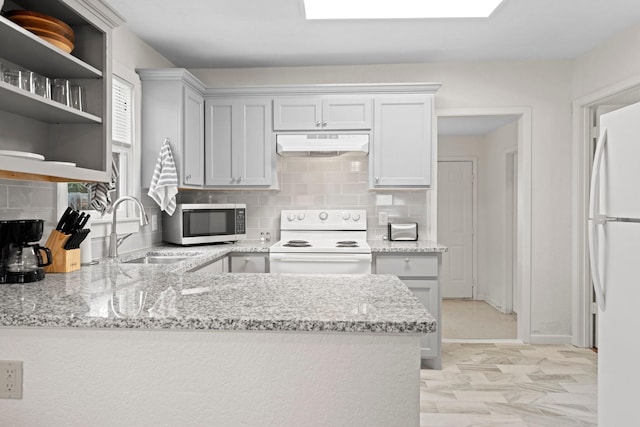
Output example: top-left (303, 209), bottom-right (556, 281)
top-left (112, 76), bottom-right (133, 146)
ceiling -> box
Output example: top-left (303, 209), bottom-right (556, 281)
top-left (104, 0), bottom-right (640, 69)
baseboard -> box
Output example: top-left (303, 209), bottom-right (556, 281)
top-left (443, 338), bottom-right (523, 344)
top-left (529, 334), bottom-right (573, 345)
top-left (483, 296), bottom-right (506, 314)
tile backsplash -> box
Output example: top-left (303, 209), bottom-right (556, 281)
top-left (179, 156), bottom-right (429, 241)
top-left (0, 157), bottom-right (428, 258)
top-left (0, 179), bottom-right (161, 260)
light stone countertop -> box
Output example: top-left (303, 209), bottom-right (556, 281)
top-left (0, 241), bottom-right (436, 334)
top-left (369, 240), bottom-right (448, 253)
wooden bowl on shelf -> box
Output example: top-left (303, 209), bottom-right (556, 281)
top-left (4, 10), bottom-right (75, 53)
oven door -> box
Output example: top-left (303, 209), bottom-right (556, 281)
top-left (269, 252), bottom-right (372, 274)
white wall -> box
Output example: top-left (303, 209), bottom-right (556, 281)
top-left (482, 122), bottom-right (519, 310)
top-left (572, 22), bottom-right (640, 99)
top-left (193, 61), bottom-right (574, 340)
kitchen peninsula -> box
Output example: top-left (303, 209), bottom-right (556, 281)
top-left (0, 244), bottom-right (435, 427)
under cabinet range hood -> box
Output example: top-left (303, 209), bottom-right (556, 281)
top-left (276, 134), bottom-right (369, 157)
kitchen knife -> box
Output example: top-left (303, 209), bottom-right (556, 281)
top-left (56, 207), bottom-right (73, 231)
top-left (62, 210), bottom-right (79, 234)
top-left (75, 212), bottom-right (86, 231)
top-left (78, 213), bottom-right (90, 229)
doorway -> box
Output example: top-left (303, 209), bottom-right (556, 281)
top-left (574, 84), bottom-right (640, 348)
top-left (437, 111), bottom-right (526, 341)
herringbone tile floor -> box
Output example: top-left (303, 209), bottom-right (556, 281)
top-left (420, 343), bottom-right (597, 426)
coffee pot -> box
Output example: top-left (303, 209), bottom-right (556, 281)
top-left (6, 243), bottom-right (52, 279)
top-left (0, 219), bottom-right (52, 283)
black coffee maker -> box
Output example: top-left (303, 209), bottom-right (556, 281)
top-left (0, 219), bottom-right (52, 283)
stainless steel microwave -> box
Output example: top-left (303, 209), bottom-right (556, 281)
top-left (162, 203), bottom-right (246, 245)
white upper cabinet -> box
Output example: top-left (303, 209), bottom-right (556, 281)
top-left (138, 69), bottom-right (206, 189)
top-left (0, 0), bottom-right (122, 183)
top-left (205, 97), bottom-right (272, 187)
top-left (371, 95), bottom-right (435, 188)
top-left (273, 96), bottom-right (372, 130)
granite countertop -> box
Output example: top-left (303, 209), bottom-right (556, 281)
top-left (369, 240), bottom-right (448, 253)
top-left (0, 241), bottom-right (436, 334)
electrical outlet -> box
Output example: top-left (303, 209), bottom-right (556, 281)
top-left (378, 212), bottom-right (388, 225)
top-left (0, 361), bottom-right (23, 399)
top-left (151, 214), bottom-right (158, 232)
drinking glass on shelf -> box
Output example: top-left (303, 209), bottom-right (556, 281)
top-left (3, 69), bottom-right (30, 91)
top-left (69, 85), bottom-right (84, 111)
top-left (31, 73), bottom-right (51, 99)
top-left (52, 78), bottom-right (70, 106)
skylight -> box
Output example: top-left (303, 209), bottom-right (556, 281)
top-left (303, 0), bottom-right (505, 20)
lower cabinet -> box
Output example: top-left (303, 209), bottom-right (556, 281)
top-left (374, 253), bottom-right (441, 369)
top-left (230, 254), bottom-right (268, 273)
top-left (190, 256), bottom-right (229, 273)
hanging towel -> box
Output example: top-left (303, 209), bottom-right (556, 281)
top-left (86, 157), bottom-right (119, 215)
top-left (148, 138), bottom-right (178, 215)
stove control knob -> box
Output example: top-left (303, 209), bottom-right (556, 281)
top-left (319, 211), bottom-right (328, 221)
top-left (287, 213), bottom-right (296, 221)
top-left (352, 213), bottom-right (361, 221)
top-left (297, 213), bottom-right (306, 220)
top-left (342, 212), bottom-right (351, 220)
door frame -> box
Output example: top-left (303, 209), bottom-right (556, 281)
top-left (437, 107), bottom-right (531, 343)
top-left (504, 150), bottom-right (518, 314)
top-left (572, 74), bottom-right (640, 347)
top-left (437, 157), bottom-right (478, 300)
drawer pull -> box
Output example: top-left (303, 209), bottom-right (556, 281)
top-left (405, 258), bottom-right (410, 263)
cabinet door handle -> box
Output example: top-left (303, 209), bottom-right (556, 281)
top-left (185, 174), bottom-right (191, 181)
top-left (315, 121), bottom-right (321, 127)
top-left (322, 121), bottom-right (327, 127)
top-left (245, 258), bottom-right (250, 262)
top-left (237, 176), bottom-right (243, 183)
top-left (375, 177), bottom-right (380, 183)
top-left (405, 258), bottom-right (411, 263)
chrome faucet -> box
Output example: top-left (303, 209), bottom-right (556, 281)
top-left (108, 196), bottom-right (150, 258)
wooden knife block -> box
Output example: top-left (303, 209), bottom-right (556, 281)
top-left (44, 230), bottom-right (81, 273)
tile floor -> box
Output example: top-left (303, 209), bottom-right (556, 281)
top-left (420, 343), bottom-right (598, 426)
top-left (443, 299), bottom-right (517, 340)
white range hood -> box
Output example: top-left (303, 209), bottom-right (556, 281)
top-left (276, 134), bottom-right (369, 157)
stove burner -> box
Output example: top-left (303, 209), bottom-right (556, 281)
top-left (283, 240), bottom-right (312, 247)
top-left (336, 240), bottom-right (359, 248)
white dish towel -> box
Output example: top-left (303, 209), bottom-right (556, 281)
top-left (148, 138), bottom-right (178, 215)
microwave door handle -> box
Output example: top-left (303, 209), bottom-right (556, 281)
top-left (588, 128), bottom-right (607, 311)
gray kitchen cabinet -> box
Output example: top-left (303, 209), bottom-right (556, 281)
top-left (374, 253), bottom-right (441, 369)
top-left (138, 69), bottom-right (206, 188)
top-left (204, 97), bottom-right (272, 187)
top-left (189, 256), bottom-right (229, 273)
top-left (0, 0), bottom-right (121, 183)
top-left (273, 96), bottom-right (372, 130)
top-left (370, 95), bottom-right (434, 188)
top-left (229, 254), bottom-right (268, 273)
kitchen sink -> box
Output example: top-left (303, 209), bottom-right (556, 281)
top-left (123, 255), bottom-right (190, 264)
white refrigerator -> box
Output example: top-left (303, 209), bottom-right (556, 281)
top-left (589, 101), bottom-right (640, 426)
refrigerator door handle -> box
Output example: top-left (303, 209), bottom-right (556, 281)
top-left (588, 128), bottom-right (607, 311)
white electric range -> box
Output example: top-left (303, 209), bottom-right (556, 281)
top-left (269, 209), bottom-right (371, 274)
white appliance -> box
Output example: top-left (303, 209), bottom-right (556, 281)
top-left (588, 101), bottom-right (640, 426)
top-left (276, 134), bottom-right (369, 157)
top-left (270, 209), bottom-right (371, 274)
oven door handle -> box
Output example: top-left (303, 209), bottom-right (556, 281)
top-left (271, 256), bottom-right (371, 263)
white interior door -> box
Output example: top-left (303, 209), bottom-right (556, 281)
top-left (438, 161), bottom-right (474, 298)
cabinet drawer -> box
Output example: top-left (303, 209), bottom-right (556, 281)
top-left (230, 255), bottom-right (267, 273)
top-left (376, 255), bottom-right (438, 277)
